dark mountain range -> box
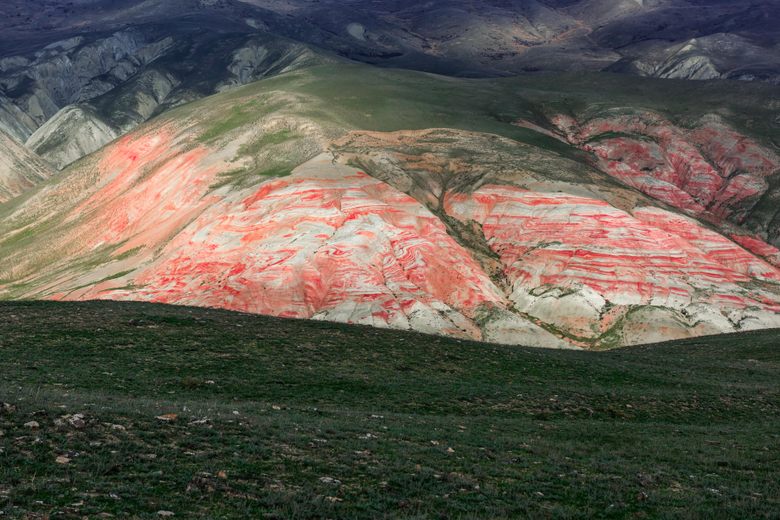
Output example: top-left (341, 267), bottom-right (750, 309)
top-left (1, 0), bottom-right (778, 166)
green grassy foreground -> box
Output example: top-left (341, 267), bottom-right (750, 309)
top-left (0, 301), bottom-right (778, 519)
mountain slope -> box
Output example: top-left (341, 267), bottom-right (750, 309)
top-left (0, 19), bottom-right (333, 168)
top-left (544, 111), bottom-right (780, 249)
top-left (1, 0), bottom-right (778, 171)
top-left (1, 64), bottom-right (778, 348)
top-left (231, 0), bottom-right (780, 80)
top-left (0, 129), bottom-right (54, 203)
top-left (25, 105), bottom-right (120, 170)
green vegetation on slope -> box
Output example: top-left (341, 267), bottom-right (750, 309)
top-left (1, 301), bottom-right (778, 518)
top-left (203, 64), bottom-right (583, 158)
top-left (208, 129), bottom-right (300, 189)
top-left (197, 100), bottom-right (286, 144)
top-left (190, 64), bottom-right (780, 150)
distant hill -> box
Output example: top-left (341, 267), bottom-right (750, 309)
top-left (1, 0), bottom-right (778, 167)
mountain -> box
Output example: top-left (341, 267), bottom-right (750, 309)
top-left (0, 15), bottom-right (332, 169)
top-left (1, 64), bottom-right (778, 349)
top-left (1, 0), bottom-right (778, 168)
top-left (2, 4), bottom-right (779, 518)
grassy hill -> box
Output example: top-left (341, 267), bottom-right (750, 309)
top-left (181, 63), bottom-right (780, 151)
top-left (0, 301), bottom-right (778, 518)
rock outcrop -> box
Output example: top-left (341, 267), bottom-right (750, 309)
top-left (25, 105), bottom-right (119, 170)
top-left (332, 127), bottom-right (780, 346)
top-left (446, 186), bottom-right (780, 345)
top-left (76, 152), bottom-right (569, 348)
top-left (549, 111), bottom-right (780, 247)
top-left (0, 130), bottom-right (54, 203)
top-left (0, 28), bottom-right (332, 168)
top-left (0, 30), bottom-right (173, 142)
top-left (613, 34), bottom-right (780, 83)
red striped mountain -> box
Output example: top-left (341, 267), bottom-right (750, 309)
top-left (1, 65), bottom-right (778, 348)
top-left (538, 111), bottom-right (780, 260)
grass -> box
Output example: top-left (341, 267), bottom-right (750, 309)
top-left (208, 129), bottom-right (301, 189)
top-left (237, 130), bottom-right (300, 158)
top-left (196, 103), bottom-right (260, 143)
top-left (0, 301), bottom-right (778, 518)
top-left (215, 63), bottom-right (780, 149)
top-left (209, 164), bottom-right (293, 190)
top-left (196, 99), bottom-right (285, 144)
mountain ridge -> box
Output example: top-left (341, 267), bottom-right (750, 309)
top-left (1, 63), bottom-right (778, 348)
top-left (1, 0), bottom-right (778, 169)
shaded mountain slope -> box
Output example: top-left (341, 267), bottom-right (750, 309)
top-left (233, 0), bottom-right (780, 81)
top-left (0, 18), bottom-right (333, 168)
top-left (1, 64), bottom-right (778, 348)
top-left (0, 129), bottom-right (54, 203)
top-left (1, 0), bottom-right (778, 171)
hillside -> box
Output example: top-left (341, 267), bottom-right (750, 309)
top-left (0, 300), bottom-right (778, 518)
top-left (1, 0), bottom-right (779, 170)
top-left (1, 63), bottom-right (779, 348)
top-left (2, 3), bottom-right (779, 518)
top-left (0, 129), bottom-right (54, 202)
top-left (0, 21), bottom-right (334, 169)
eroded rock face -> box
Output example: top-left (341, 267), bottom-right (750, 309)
top-left (61, 141), bottom-right (779, 347)
top-left (1, 81), bottom-right (778, 349)
top-left (9, 133), bottom-right (566, 348)
top-left (218, 39), bottom-right (323, 91)
top-left (730, 234), bottom-right (780, 268)
top-left (25, 105), bottom-right (119, 170)
top-left (0, 130), bottom-right (54, 202)
top-left (331, 128), bottom-right (780, 346)
top-left (549, 112), bottom-right (780, 249)
top-left (615, 34), bottom-right (780, 83)
top-left (444, 186), bottom-right (780, 346)
top-left (0, 29), bottom-right (331, 168)
top-left (0, 30), bottom-right (172, 142)
top-left (84, 155), bottom-right (566, 347)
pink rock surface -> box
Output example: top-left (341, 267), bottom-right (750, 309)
top-left (552, 113), bottom-right (779, 224)
top-left (68, 128), bottom-right (222, 255)
top-left (4, 118), bottom-right (778, 348)
top-left (730, 234), bottom-right (780, 268)
top-left (59, 156), bottom-right (550, 342)
top-left (633, 207), bottom-right (780, 282)
top-left (444, 184), bottom-right (780, 340)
